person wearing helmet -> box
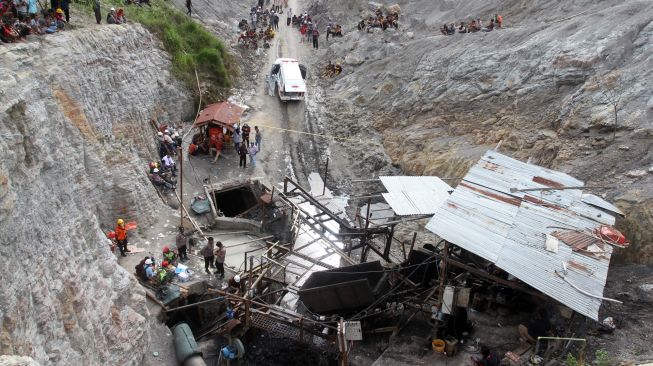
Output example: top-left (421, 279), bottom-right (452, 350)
top-left (144, 258), bottom-right (155, 280)
top-left (115, 218), bottom-right (130, 257)
top-left (200, 237), bottom-right (216, 274)
top-left (228, 274), bottom-right (242, 294)
top-left (162, 245), bottom-right (177, 264)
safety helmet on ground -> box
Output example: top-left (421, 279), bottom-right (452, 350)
top-left (157, 132), bottom-right (163, 136)
top-left (234, 275), bottom-right (241, 283)
top-left (153, 168), bottom-right (159, 173)
top-left (117, 218), bottom-right (124, 225)
top-left (163, 246), bottom-right (170, 253)
top-left (162, 260), bottom-right (169, 267)
top-left (145, 258), bottom-right (152, 265)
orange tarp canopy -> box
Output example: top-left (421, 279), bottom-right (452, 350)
top-left (192, 101), bottom-right (245, 132)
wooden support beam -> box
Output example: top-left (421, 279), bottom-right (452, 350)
top-left (446, 258), bottom-right (546, 299)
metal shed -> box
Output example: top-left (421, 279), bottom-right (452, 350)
top-left (426, 150), bottom-right (626, 320)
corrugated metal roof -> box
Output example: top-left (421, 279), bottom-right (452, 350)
top-left (426, 150), bottom-right (621, 320)
top-left (192, 101), bottom-right (245, 130)
top-left (581, 193), bottom-right (625, 216)
top-left (380, 176), bottom-right (453, 216)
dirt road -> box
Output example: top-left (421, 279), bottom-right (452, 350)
top-left (174, 0), bottom-right (342, 191)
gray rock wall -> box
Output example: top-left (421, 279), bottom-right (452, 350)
top-left (312, 0), bottom-right (653, 262)
top-left (0, 25), bottom-right (193, 365)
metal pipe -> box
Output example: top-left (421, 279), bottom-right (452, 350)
top-left (226, 235), bottom-right (274, 248)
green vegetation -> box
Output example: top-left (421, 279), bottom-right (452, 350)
top-left (565, 349), bottom-right (610, 366)
top-left (120, 1), bottom-right (234, 96)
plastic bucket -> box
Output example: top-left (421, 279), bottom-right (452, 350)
top-left (432, 339), bottom-right (446, 353)
top-left (444, 337), bottom-right (458, 356)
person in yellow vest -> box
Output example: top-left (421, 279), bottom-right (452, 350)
top-left (115, 219), bottom-right (130, 257)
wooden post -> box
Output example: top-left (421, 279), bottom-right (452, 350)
top-left (338, 317), bottom-right (348, 366)
top-left (383, 224), bottom-right (395, 261)
top-left (178, 146), bottom-right (183, 228)
top-left (245, 299), bottom-right (251, 328)
top-left (360, 199), bottom-right (372, 263)
top-left (437, 242), bottom-right (449, 311)
top-left (322, 157), bottom-right (329, 196)
top-left (409, 232), bottom-right (417, 253)
top-left (299, 317), bottom-right (304, 342)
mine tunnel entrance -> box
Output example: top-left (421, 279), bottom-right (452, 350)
top-left (212, 185), bottom-right (259, 217)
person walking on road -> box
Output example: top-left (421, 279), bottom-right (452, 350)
top-left (200, 237), bottom-right (215, 274)
top-left (254, 126), bottom-right (262, 151)
top-left (238, 143), bottom-right (248, 168)
top-left (214, 241), bottom-right (226, 278)
top-left (286, 8), bottom-right (292, 26)
top-left (312, 28), bottom-right (320, 49)
top-left (248, 142), bottom-right (259, 168)
top-left (185, 0), bottom-right (191, 16)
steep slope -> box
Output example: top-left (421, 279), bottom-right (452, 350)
top-left (311, 0), bottom-right (653, 263)
top-left (0, 25), bottom-right (193, 365)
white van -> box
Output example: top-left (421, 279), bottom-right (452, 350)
top-left (266, 58), bottom-right (307, 101)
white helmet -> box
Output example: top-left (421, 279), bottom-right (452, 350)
top-left (157, 132), bottom-right (163, 136)
top-left (234, 275), bottom-right (241, 283)
top-left (153, 168), bottom-right (159, 173)
top-left (145, 259), bottom-right (152, 265)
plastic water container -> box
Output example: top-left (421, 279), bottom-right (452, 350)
top-left (432, 339), bottom-right (445, 353)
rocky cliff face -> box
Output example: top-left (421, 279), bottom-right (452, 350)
top-left (0, 25), bottom-right (193, 364)
top-left (311, 0), bottom-right (653, 263)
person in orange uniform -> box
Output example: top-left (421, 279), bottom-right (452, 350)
top-left (115, 219), bottom-right (130, 257)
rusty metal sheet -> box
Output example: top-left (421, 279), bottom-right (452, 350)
top-left (192, 101), bottom-right (245, 130)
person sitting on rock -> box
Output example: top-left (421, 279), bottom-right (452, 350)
top-left (357, 18), bottom-right (366, 31)
top-left (238, 18), bottom-right (248, 30)
top-left (29, 14), bottom-right (44, 35)
top-left (161, 153), bottom-right (176, 177)
top-left (334, 62), bottom-right (342, 75)
top-left (54, 8), bottom-right (65, 29)
top-left (149, 168), bottom-right (174, 191)
top-left (333, 24), bottom-right (343, 36)
top-left (106, 7), bottom-right (118, 24)
top-left (116, 8), bottom-right (126, 24)
top-left (458, 22), bottom-right (467, 33)
top-left (468, 19), bottom-right (479, 32)
top-left (482, 18), bottom-right (494, 32)
top-left (440, 23), bottom-right (448, 36)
